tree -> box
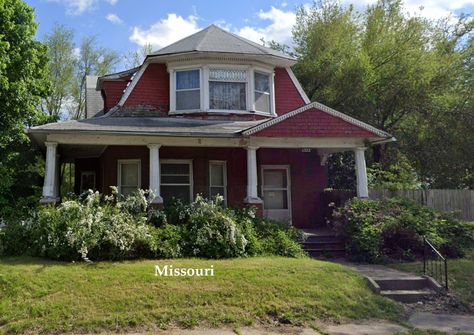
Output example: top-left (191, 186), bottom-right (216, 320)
top-left (0, 0), bottom-right (49, 147)
top-left (124, 43), bottom-right (153, 68)
top-left (0, 0), bottom-right (50, 212)
top-left (293, 0), bottom-right (473, 188)
top-left (70, 36), bottom-right (119, 119)
top-left (42, 23), bottom-right (75, 119)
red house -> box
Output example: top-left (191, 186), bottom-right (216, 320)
top-left (28, 25), bottom-right (393, 229)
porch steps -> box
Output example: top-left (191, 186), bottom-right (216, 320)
top-left (371, 276), bottom-right (438, 303)
top-left (301, 229), bottom-right (346, 258)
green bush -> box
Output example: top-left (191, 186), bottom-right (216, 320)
top-left (333, 197), bottom-right (474, 262)
top-left (2, 191), bottom-right (305, 261)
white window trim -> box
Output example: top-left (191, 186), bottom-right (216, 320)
top-left (171, 68), bottom-right (202, 112)
top-left (253, 70), bottom-right (273, 115)
top-left (168, 64), bottom-right (276, 116)
top-left (160, 159), bottom-right (194, 202)
top-left (209, 160), bottom-right (227, 204)
top-left (260, 165), bottom-right (292, 218)
top-left (80, 171), bottom-right (96, 192)
top-left (117, 159), bottom-right (141, 195)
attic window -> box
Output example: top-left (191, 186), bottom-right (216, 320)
top-left (209, 69), bottom-right (247, 111)
top-left (175, 69), bottom-right (200, 110)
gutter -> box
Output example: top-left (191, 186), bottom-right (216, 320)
top-left (369, 137), bottom-right (397, 145)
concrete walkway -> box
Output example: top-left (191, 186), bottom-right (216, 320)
top-left (340, 262), bottom-right (417, 279)
top-left (409, 312), bottom-right (474, 334)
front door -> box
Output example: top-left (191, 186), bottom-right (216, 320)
top-left (261, 166), bottom-right (291, 223)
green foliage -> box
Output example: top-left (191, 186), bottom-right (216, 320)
top-left (2, 191), bottom-right (305, 261)
top-left (333, 197), bottom-right (474, 262)
top-left (368, 154), bottom-right (422, 190)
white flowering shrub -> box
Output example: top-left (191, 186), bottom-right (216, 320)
top-left (2, 190), bottom-right (305, 260)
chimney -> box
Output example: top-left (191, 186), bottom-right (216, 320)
top-left (85, 75), bottom-right (104, 118)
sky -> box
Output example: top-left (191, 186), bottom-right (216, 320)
top-left (26, 0), bottom-right (474, 70)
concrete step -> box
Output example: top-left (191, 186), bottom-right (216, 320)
top-left (302, 241), bottom-right (345, 249)
top-left (306, 249), bottom-right (346, 258)
top-left (380, 289), bottom-right (436, 303)
top-left (304, 235), bottom-right (343, 243)
top-left (375, 277), bottom-right (429, 291)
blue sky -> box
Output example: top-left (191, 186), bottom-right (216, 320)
top-left (26, 0), bottom-right (473, 70)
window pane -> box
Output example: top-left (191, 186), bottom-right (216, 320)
top-left (263, 190), bottom-right (288, 209)
top-left (176, 70), bottom-right (200, 90)
top-left (210, 163), bottom-right (224, 186)
top-left (255, 92), bottom-right (270, 113)
top-left (121, 163), bottom-right (139, 186)
top-left (209, 81), bottom-right (246, 110)
top-left (162, 185), bottom-right (191, 204)
top-left (161, 175), bottom-right (190, 184)
top-left (255, 72), bottom-right (270, 92)
top-left (210, 186), bottom-right (225, 198)
top-left (209, 69), bottom-right (247, 82)
top-left (263, 169), bottom-right (287, 188)
top-left (161, 163), bottom-right (190, 175)
top-left (176, 90), bottom-right (200, 110)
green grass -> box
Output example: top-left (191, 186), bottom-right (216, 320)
top-left (391, 258), bottom-right (474, 307)
top-left (0, 256), bottom-right (402, 334)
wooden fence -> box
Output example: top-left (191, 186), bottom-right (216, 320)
top-left (369, 189), bottom-right (474, 221)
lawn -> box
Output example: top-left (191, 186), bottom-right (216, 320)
top-left (391, 258), bottom-right (474, 307)
top-left (0, 257), bottom-right (402, 334)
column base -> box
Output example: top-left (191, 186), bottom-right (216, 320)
top-left (244, 197), bottom-right (263, 217)
top-left (148, 196), bottom-right (164, 210)
top-left (39, 196), bottom-right (59, 205)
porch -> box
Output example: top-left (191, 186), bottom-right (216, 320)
top-left (37, 137), bottom-right (370, 229)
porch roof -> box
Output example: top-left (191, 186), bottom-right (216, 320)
top-left (28, 116), bottom-right (266, 139)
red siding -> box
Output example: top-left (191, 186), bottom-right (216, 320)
top-left (274, 67), bottom-right (306, 116)
top-left (75, 146), bottom-right (327, 228)
top-left (254, 107), bottom-right (375, 138)
top-left (124, 63), bottom-right (169, 109)
top-left (102, 76), bottom-right (131, 111)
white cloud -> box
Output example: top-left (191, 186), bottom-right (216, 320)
top-left (46, 0), bottom-right (97, 15)
top-left (236, 7), bottom-right (296, 45)
top-left (105, 0), bottom-right (118, 4)
top-left (129, 14), bottom-right (200, 49)
top-left (106, 13), bottom-right (122, 24)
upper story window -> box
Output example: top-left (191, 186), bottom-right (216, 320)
top-left (209, 69), bottom-right (247, 111)
top-left (176, 69), bottom-right (200, 111)
top-left (254, 72), bottom-right (271, 114)
top-left (170, 65), bottom-right (275, 116)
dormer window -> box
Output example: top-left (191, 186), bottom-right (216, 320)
top-left (254, 71), bottom-right (271, 114)
top-left (175, 69), bottom-right (200, 111)
top-left (209, 69), bottom-right (247, 111)
top-left (170, 64), bottom-right (275, 116)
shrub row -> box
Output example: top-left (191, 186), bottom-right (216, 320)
top-left (332, 197), bottom-right (474, 262)
top-left (0, 189), bottom-right (306, 261)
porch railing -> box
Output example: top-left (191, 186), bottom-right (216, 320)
top-left (423, 236), bottom-right (448, 290)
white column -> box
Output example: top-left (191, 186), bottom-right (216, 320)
top-left (40, 142), bottom-right (59, 203)
top-left (354, 147), bottom-right (369, 198)
top-left (147, 144), bottom-right (163, 204)
top-left (244, 146), bottom-right (262, 203)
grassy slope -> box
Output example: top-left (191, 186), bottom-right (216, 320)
top-left (392, 258), bottom-right (474, 307)
top-left (0, 257), bottom-right (401, 334)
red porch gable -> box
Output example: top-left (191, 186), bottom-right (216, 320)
top-left (244, 102), bottom-right (390, 139)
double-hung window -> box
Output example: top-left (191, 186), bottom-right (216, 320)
top-left (161, 160), bottom-right (193, 204)
top-left (209, 161), bottom-right (227, 204)
top-left (209, 69), bottom-right (247, 110)
top-left (118, 160), bottom-right (141, 196)
top-left (254, 71), bottom-right (271, 114)
top-left (175, 69), bottom-right (200, 111)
